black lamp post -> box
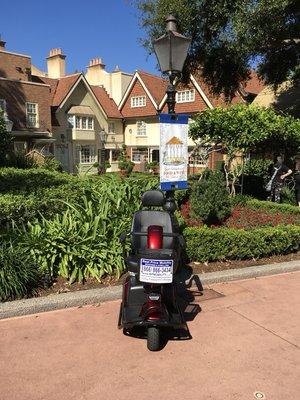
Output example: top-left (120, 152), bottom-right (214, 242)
top-left (153, 14), bottom-right (191, 114)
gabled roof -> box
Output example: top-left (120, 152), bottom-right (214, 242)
top-left (32, 74), bottom-right (81, 107)
top-left (52, 74), bottom-right (81, 107)
top-left (119, 69), bottom-right (265, 118)
top-left (91, 85), bottom-right (122, 119)
top-left (137, 70), bottom-right (168, 105)
top-left (34, 73), bottom-right (121, 119)
top-left (119, 70), bottom-right (167, 112)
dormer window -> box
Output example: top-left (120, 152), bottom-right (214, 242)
top-left (131, 96), bottom-right (146, 108)
top-left (176, 89), bottom-right (195, 103)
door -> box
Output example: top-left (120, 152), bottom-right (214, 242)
top-left (55, 144), bottom-right (70, 172)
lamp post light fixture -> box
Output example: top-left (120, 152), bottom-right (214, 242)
top-left (153, 14), bottom-right (191, 114)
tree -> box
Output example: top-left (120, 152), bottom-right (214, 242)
top-left (189, 104), bottom-right (300, 194)
top-left (0, 113), bottom-right (13, 166)
top-left (135, 0), bottom-right (300, 98)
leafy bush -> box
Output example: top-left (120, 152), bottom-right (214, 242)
top-left (16, 176), bottom-right (158, 283)
top-left (43, 157), bottom-right (63, 172)
top-left (281, 186), bottom-right (297, 206)
top-left (184, 225), bottom-right (300, 262)
top-left (190, 169), bottom-right (231, 224)
top-left (0, 168), bottom-right (74, 194)
top-left (245, 198), bottom-right (300, 215)
top-left (0, 243), bottom-right (40, 301)
top-left (0, 183), bottom-right (85, 230)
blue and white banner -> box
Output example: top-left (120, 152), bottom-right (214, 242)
top-left (159, 113), bottom-right (189, 190)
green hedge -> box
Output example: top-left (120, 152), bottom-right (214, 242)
top-left (232, 196), bottom-right (300, 215)
top-left (0, 168), bottom-right (74, 193)
top-left (184, 225), bottom-right (300, 262)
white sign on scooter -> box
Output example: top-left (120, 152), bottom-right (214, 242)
top-left (159, 113), bottom-right (189, 191)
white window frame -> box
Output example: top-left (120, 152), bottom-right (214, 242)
top-left (74, 116), bottom-right (94, 130)
top-left (75, 144), bottom-right (97, 164)
top-left (131, 147), bottom-right (149, 163)
top-left (26, 102), bottom-right (39, 128)
top-left (68, 115), bottom-right (75, 128)
top-left (0, 99), bottom-right (6, 114)
top-left (176, 89), bottom-right (195, 103)
top-left (136, 120), bottom-right (147, 136)
top-left (108, 122), bottom-right (115, 133)
top-left (131, 96), bottom-right (146, 108)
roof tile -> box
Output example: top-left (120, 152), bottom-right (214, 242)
top-left (91, 85), bottom-right (122, 118)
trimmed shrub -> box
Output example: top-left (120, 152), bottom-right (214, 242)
top-left (184, 225), bottom-right (300, 262)
top-left (245, 198), bottom-right (300, 215)
top-left (0, 168), bottom-right (73, 193)
top-left (190, 169), bottom-right (231, 224)
top-left (0, 243), bottom-right (40, 301)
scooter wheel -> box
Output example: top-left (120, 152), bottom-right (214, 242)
top-left (147, 326), bottom-right (160, 351)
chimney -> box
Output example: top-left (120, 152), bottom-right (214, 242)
top-left (88, 57), bottom-right (106, 69)
top-left (47, 48), bottom-right (66, 78)
top-left (85, 57), bottom-right (109, 87)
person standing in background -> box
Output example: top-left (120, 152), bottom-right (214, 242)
top-left (267, 155), bottom-right (292, 203)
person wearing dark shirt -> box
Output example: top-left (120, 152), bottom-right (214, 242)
top-left (295, 159), bottom-right (300, 207)
top-left (267, 156), bottom-right (292, 203)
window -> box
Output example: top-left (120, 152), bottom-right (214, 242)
top-left (88, 117), bottom-right (93, 130)
top-left (74, 116), bottom-right (94, 130)
top-left (136, 120), bottom-right (146, 136)
top-left (176, 89), bottom-right (195, 103)
top-left (131, 148), bottom-right (148, 162)
top-left (75, 144), bottom-right (96, 164)
top-left (68, 115), bottom-right (74, 128)
top-left (82, 117), bottom-right (87, 130)
top-left (14, 141), bottom-right (27, 153)
top-left (131, 96), bottom-right (146, 108)
top-left (0, 99), bottom-right (6, 113)
top-left (108, 122), bottom-right (115, 133)
top-left (26, 102), bottom-right (38, 128)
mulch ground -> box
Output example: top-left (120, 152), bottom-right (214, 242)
top-left (37, 251), bottom-right (300, 298)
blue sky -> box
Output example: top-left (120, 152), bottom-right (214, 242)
top-left (0, 0), bottom-right (158, 75)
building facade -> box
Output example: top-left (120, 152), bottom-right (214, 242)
top-left (0, 39), bottom-right (265, 173)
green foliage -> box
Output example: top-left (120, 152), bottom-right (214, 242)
top-left (190, 169), bottom-right (231, 224)
top-left (118, 144), bottom-right (134, 173)
top-left (0, 242), bottom-right (40, 302)
top-left (136, 0), bottom-right (299, 97)
top-left (5, 152), bottom-right (37, 169)
top-left (190, 104), bottom-right (300, 157)
top-left (281, 186), bottom-right (297, 205)
top-left (232, 196), bottom-right (300, 214)
top-left (14, 175), bottom-right (158, 283)
top-left (184, 224), bottom-right (300, 262)
top-left (0, 167), bottom-right (74, 194)
top-left (243, 158), bottom-right (273, 181)
top-left (0, 113), bottom-right (13, 166)
top-left (242, 158), bottom-right (273, 198)
top-left (43, 157), bottom-right (63, 172)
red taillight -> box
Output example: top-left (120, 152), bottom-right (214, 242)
top-left (147, 225), bottom-right (163, 249)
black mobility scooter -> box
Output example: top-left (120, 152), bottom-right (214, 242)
top-left (118, 189), bottom-right (187, 351)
